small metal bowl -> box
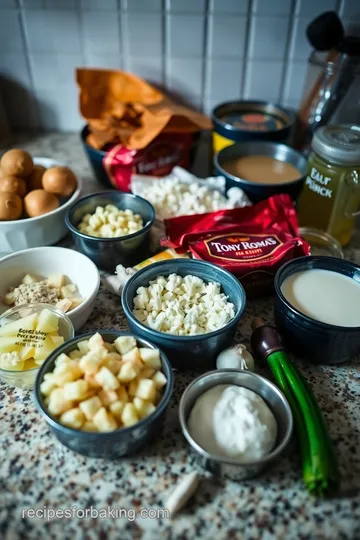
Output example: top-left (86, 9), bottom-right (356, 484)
top-left (34, 331), bottom-right (174, 459)
top-left (65, 191), bottom-right (155, 271)
top-left (215, 141), bottom-right (308, 202)
top-left (121, 259), bottom-right (246, 369)
top-left (179, 370), bottom-right (293, 481)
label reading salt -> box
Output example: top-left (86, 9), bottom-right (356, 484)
top-left (304, 167), bottom-right (333, 199)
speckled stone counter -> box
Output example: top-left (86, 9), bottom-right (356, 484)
top-left (1, 134), bottom-right (360, 540)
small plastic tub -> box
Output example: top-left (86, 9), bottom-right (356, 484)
top-left (0, 303), bottom-right (74, 389)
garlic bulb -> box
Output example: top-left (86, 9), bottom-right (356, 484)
top-left (216, 344), bottom-right (255, 371)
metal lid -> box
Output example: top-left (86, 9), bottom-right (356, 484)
top-left (312, 124), bottom-right (360, 165)
top-left (299, 227), bottom-right (344, 258)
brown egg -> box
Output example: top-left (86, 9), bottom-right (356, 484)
top-left (27, 164), bottom-right (46, 191)
top-left (42, 166), bottom-right (77, 197)
top-left (0, 192), bottom-right (23, 220)
top-left (0, 175), bottom-right (27, 197)
top-left (24, 189), bottom-right (59, 218)
top-left (1, 149), bottom-right (33, 178)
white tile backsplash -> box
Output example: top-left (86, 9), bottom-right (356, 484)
top-left (208, 14), bottom-right (247, 58)
top-left (168, 14), bottom-right (205, 57)
top-left (248, 16), bottom-right (290, 60)
top-left (82, 11), bottom-right (121, 55)
top-left (126, 13), bottom-right (163, 57)
top-left (0, 0), bottom-right (354, 131)
top-left (0, 10), bottom-right (25, 53)
top-left (24, 9), bottom-right (82, 53)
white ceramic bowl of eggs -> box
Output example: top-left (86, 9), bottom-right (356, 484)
top-left (0, 246), bottom-right (100, 331)
top-left (0, 149), bottom-right (81, 254)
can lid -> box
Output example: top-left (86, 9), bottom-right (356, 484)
top-left (299, 227), bottom-right (344, 258)
top-left (312, 124), bottom-right (360, 165)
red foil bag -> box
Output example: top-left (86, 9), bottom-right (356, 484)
top-left (103, 132), bottom-right (194, 192)
top-left (162, 194), bottom-right (310, 297)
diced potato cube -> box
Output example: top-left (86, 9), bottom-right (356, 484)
top-left (48, 388), bottom-right (73, 416)
top-left (77, 340), bottom-right (90, 354)
top-left (60, 407), bottom-right (84, 429)
top-left (98, 388), bottom-right (118, 407)
top-left (53, 360), bottom-right (82, 383)
top-left (79, 395), bottom-right (102, 420)
top-left (105, 352), bottom-right (122, 375)
top-left (63, 380), bottom-right (89, 401)
top-left (109, 400), bottom-right (125, 420)
top-left (84, 372), bottom-right (102, 389)
top-left (133, 397), bottom-right (156, 419)
top-left (40, 373), bottom-right (58, 396)
top-left (79, 351), bottom-right (103, 375)
top-left (69, 349), bottom-right (82, 360)
top-left (88, 332), bottom-right (104, 351)
top-left (22, 273), bottom-right (39, 285)
top-left (50, 335), bottom-right (65, 348)
top-left (68, 298), bottom-right (83, 310)
top-left (55, 353), bottom-right (72, 366)
top-left (61, 284), bottom-right (77, 299)
top-left (117, 385), bottom-right (128, 402)
top-left (135, 379), bottom-right (156, 403)
top-left (121, 403), bottom-right (139, 427)
top-left (36, 309), bottom-right (59, 333)
top-left (114, 336), bottom-right (137, 355)
top-left (47, 274), bottom-right (65, 289)
top-left (117, 362), bottom-right (138, 383)
top-left (104, 342), bottom-right (115, 352)
top-left (95, 366), bottom-right (120, 390)
top-left (122, 347), bottom-right (141, 364)
top-left (93, 407), bottom-right (117, 432)
top-left (83, 421), bottom-right (98, 432)
top-left (34, 336), bottom-right (57, 364)
top-left (139, 348), bottom-right (161, 369)
top-left (0, 312), bottom-right (38, 336)
top-left (128, 378), bottom-right (139, 397)
top-left (152, 371), bottom-right (167, 389)
top-left (141, 368), bottom-right (155, 379)
top-left (56, 298), bottom-right (73, 313)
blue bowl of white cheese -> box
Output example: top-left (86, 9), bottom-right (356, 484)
top-left (121, 259), bottom-right (246, 369)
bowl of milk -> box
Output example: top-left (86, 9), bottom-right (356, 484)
top-left (274, 256), bottom-right (360, 364)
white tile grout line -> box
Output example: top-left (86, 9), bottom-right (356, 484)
top-left (241, 0), bottom-right (253, 100)
top-left (119, 0), bottom-right (128, 71)
top-left (200, 0), bottom-right (211, 112)
top-left (17, 0), bottom-right (41, 129)
top-left (278, 0), bottom-right (298, 105)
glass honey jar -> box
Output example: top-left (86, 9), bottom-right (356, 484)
top-left (298, 124), bottom-right (360, 246)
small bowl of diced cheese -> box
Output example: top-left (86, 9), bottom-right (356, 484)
top-left (0, 303), bottom-right (74, 389)
top-left (121, 259), bottom-right (247, 369)
top-left (65, 191), bottom-right (155, 271)
top-left (34, 331), bottom-right (174, 458)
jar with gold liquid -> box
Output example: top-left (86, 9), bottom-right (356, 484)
top-left (298, 124), bottom-right (360, 246)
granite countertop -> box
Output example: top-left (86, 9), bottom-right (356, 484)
top-left (1, 133), bottom-right (360, 540)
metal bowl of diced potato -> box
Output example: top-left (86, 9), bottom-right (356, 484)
top-left (34, 331), bottom-right (174, 459)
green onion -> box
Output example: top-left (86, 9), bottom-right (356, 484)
top-left (267, 351), bottom-right (339, 496)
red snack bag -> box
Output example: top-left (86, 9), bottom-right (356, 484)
top-left (162, 194), bottom-right (310, 297)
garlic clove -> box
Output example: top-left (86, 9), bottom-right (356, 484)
top-left (164, 471), bottom-right (201, 517)
top-left (216, 344), bottom-right (255, 371)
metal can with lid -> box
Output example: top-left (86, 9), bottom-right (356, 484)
top-left (212, 101), bottom-right (295, 154)
top-left (298, 124), bottom-right (360, 246)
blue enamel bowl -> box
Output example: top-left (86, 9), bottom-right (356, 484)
top-left (274, 256), bottom-right (360, 364)
top-left (34, 331), bottom-right (174, 459)
top-left (121, 259), bottom-right (246, 370)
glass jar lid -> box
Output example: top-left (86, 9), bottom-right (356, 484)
top-left (299, 227), bottom-right (344, 258)
top-left (312, 124), bottom-right (360, 166)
